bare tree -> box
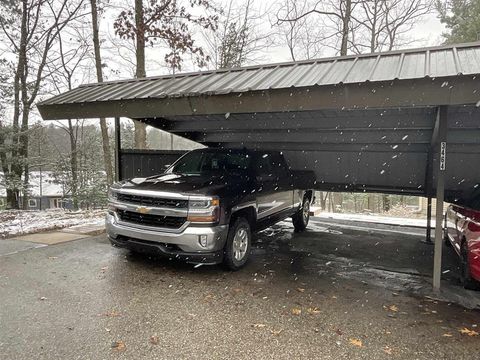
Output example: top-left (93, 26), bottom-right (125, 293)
top-left (273, 0), bottom-right (329, 61)
top-left (113, 0), bottom-right (220, 149)
top-left (90, 0), bottom-right (114, 185)
top-left (203, 0), bottom-right (272, 68)
top-left (0, 0), bottom-right (85, 209)
top-left (46, 22), bottom-right (92, 210)
top-left (276, 0), bottom-right (354, 57)
top-left (351, 0), bottom-right (432, 53)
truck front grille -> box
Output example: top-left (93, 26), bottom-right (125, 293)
top-left (117, 210), bottom-right (186, 229)
top-left (116, 193), bottom-right (188, 208)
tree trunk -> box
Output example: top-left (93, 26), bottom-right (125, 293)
top-left (90, 0), bottom-right (114, 185)
top-left (68, 119), bottom-right (79, 210)
top-left (133, 0), bottom-right (147, 149)
top-left (8, 0), bottom-right (29, 209)
top-left (340, 0), bottom-right (352, 56)
top-left (382, 194), bottom-right (390, 212)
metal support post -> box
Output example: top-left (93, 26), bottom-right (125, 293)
top-left (433, 106), bottom-right (448, 291)
top-left (114, 117), bottom-right (122, 182)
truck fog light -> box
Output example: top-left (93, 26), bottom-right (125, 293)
top-left (199, 235), bottom-right (208, 247)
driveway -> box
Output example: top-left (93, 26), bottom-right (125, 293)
top-left (1, 219), bottom-right (479, 359)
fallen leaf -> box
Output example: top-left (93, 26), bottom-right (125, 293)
top-left (388, 305), bottom-right (398, 312)
top-left (291, 308), bottom-right (302, 316)
top-left (111, 340), bottom-right (126, 351)
top-left (459, 327), bottom-right (479, 336)
top-left (251, 323), bottom-right (266, 328)
top-left (307, 307), bottom-right (321, 315)
top-left (349, 338), bottom-right (363, 347)
top-left (442, 333), bottom-right (453, 337)
top-left (101, 310), bottom-right (120, 317)
top-left (383, 346), bottom-right (392, 355)
top-left (150, 335), bottom-right (159, 345)
top-left (270, 329), bottom-right (283, 336)
top-left (296, 288), bottom-right (305, 293)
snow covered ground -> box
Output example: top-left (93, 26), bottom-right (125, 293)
top-left (314, 211), bottom-right (436, 228)
top-left (0, 209), bottom-right (105, 239)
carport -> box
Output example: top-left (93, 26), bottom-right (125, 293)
top-left (37, 42), bottom-right (480, 290)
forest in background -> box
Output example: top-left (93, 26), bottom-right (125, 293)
top-left (0, 0), bottom-right (479, 210)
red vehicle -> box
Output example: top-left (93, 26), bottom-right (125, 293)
top-left (444, 195), bottom-right (480, 290)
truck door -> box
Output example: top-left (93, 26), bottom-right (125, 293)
top-left (270, 152), bottom-right (297, 211)
top-left (255, 153), bottom-right (290, 219)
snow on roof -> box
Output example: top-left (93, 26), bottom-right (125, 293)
top-left (0, 171), bottom-right (68, 198)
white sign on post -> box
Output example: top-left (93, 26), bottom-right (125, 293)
top-left (440, 142), bottom-right (446, 171)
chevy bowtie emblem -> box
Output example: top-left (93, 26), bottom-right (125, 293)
top-left (136, 206), bottom-right (151, 214)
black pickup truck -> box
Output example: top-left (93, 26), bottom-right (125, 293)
top-left (106, 148), bottom-right (315, 270)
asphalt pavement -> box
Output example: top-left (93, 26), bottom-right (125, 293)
top-left (1, 219), bottom-right (479, 359)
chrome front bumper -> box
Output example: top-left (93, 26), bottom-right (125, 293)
top-left (105, 213), bottom-right (229, 253)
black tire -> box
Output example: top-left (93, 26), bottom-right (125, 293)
top-left (223, 217), bottom-right (251, 271)
top-left (460, 241), bottom-right (480, 290)
top-left (293, 197), bottom-right (310, 232)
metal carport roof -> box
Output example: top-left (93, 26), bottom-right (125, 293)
top-left (37, 42), bottom-right (480, 203)
top-left (37, 41), bottom-right (480, 290)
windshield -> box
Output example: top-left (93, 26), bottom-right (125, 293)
top-left (166, 150), bottom-right (251, 175)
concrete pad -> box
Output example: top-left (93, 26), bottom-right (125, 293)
top-left (0, 239), bottom-right (46, 256)
top-left (9, 231), bottom-right (89, 245)
top-left (60, 222), bottom-right (105, 236)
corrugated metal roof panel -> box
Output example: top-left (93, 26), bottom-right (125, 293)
top-left (457, 47), bottom-right (480, 74)
top-left (294, 61), bottom-right (335, 86)
top-left (370, 54), bottom-right (403, 81)
top-left (38, 42), bottom-right (480, 106)
top-left (430, 49), bottom-right (458, 77)
top-left (345, 57), bottom-right (378, 83)
top-left (399, 52), bottom-right (426, 79)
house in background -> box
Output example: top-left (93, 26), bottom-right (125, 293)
top-left (0, 171), bottom-right (72, 210)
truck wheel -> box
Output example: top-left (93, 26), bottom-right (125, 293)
top-left (223, 217), bottom-right (251, 271)
top-left (460, 242), bottom-right (479, 290)
top-left (293, 197), bottom-right (310, 232)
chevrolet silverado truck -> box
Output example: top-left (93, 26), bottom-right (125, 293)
top-left (106, 148), bottom-right (315, 270)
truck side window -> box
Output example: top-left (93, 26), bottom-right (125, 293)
top-left (256, 154), bottom-right (274, 176)
top-left (270, 152), bottom-right (289, 174)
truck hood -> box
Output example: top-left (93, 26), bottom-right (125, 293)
top-left (112, 172), bottom-right (250, 196)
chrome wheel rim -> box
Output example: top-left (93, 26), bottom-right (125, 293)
top-left (233, 227), bottom-right (249, 261)
top-left (303, 200), bottom-right (310, 223)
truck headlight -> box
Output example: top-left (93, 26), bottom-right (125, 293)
top-left (187, 197), bottom-right (220, 223)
